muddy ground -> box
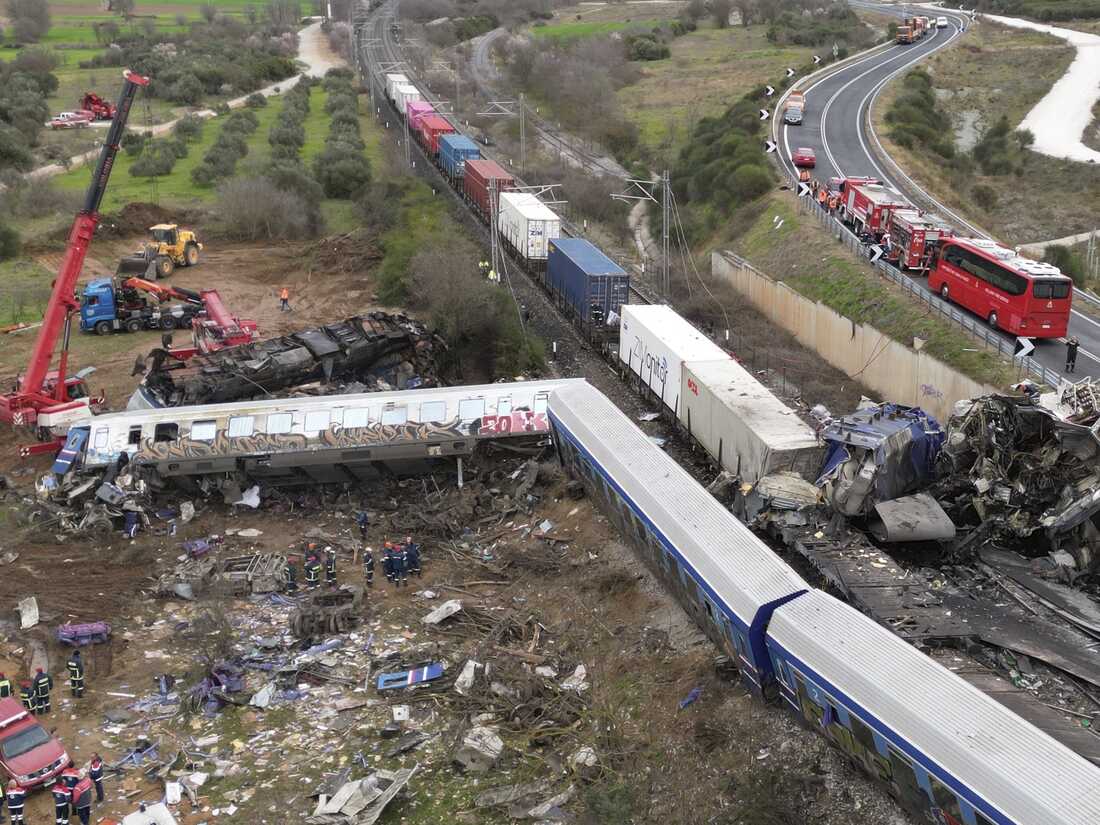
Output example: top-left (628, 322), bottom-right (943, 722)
top-left (0, 450), bottom-right (910, 825)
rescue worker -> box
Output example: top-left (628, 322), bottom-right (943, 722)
top-left (1067, 336), bottom-right (1080, 373)
top-left (67, 650), bottom-right (85, 699)
top-left (6, 778), bottom-right (27, 825)
top-left (478, 260), bottom-right (489, 277)
top-left (324, 546), bottom-right (337, 586)
top-left (405, 536), bottom-right (422, 578)
top-left (0, 671), bottom-right (11, 699)
top-left (279, 287), bottom-right (291, 311)
top-left (363, 546), bottom-right (375, 588)
top-left (383, 542), bottom-right (395, 584)
top-left (394, 541), bottom-right (409, 587)
top-left (19, 680), bottom-right (33, 712)
top-left (51, 777), bottom-right (71, 825)
top-left (33, 667), bottom-right (53, 715)
top-left (71, 773), bottom-right (93, 825)
top-left (487, 268), bottom-right (499, 284)
top-left (89, 753), bottom-right (105, 803)
top-left (60, 763), bottom-right (80, 792)
top-left (817, 186), bottom-right (828, 207)
top-left (355, 510), bottom-right (370, 540)
top-left (285, 556), bottom-right (299, 594)
top-left (304, 552), bottom-right (321, 590)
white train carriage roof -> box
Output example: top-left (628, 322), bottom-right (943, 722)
top-left (548, 382), bottom-right (807, 627)
top-left (768, 589), bottom-right (1100, 825)
top-left (88, 379), bottom-right (582, 429)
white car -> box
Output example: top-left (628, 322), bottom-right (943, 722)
top-left (936, 16), bottom-right (948, 28)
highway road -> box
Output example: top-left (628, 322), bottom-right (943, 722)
top-left (778, 2), bottom-right (1100, 381)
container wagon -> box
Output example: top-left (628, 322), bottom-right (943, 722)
top-left (464, 159), bottom-right (515, 223)
top-left (385, 73), bottom-right (409, 102)
top-left (394, 84), bottom-right (421, 116)
top-left (406, 100), bottom-right (434, 131)
top-left (679, 358), bottom-right (823, 485)
top-left (546, 238), bottom-right (629, 340)
top-left (619, 304), bottom-right (729, 417)
top-left (438, 134), bottom-right (481, 183)
top-left (417, 113), bottom-right (455, 157)
top-left (498, 192), bottom-right (561, 272)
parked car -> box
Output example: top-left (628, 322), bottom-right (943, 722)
top-left (936, 16), bottom-right (948, 27)
top-left (0, 697), bottom-right (69, 789)
top-left (49, 111), bottom-right (93, 130)
top-left (792, 147), bottom-right (816, 168)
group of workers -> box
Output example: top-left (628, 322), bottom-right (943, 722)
top-left (2, 754), bottom-right (106, 825)
top-left (477, 260), bottom-right (499, 284)
top-left (808, 177), bottom-right (842, 212)
top-left (0, 650), bottom-right (86, 720)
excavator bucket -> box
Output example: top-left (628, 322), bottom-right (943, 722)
top-left (116, 251), bottom-right (155, 279)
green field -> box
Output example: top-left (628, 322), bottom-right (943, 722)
top-left (531, 19), bottom-right (661, 42)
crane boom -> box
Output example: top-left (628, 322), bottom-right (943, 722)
top-left (1, 69), bottom-right (149, 429)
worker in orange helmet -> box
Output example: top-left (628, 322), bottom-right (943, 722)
top-left (279, 287), bottom-right (290, 311)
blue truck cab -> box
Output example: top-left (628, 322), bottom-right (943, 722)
top-left (80, 278), bottom-right (132, 334)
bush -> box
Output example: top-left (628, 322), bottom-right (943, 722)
top-left (245, 92), bottom-right (268, 108)
top-left (223, 109), bottom-right (259, 135)
top-left (0, 123), bottom-right (34, 171)
top-left (0, 221), bottom-right (21, 261)
top-left (215, 176), bottom-right (318, 240)
top-left (313, 143), bottom-right (371, 198)
top-left (191, 163), bottom-right (218, 186)
top-left (971, 183), bottom-right (998, 210)
top-left (1043, 245), bottom-right (1086, 286)
top-left (732, 164), bottom-right (774, 199)
top-left (130, 143), bottom-right (177, 178)
top-left (168, 73), bottom-right (204, 106)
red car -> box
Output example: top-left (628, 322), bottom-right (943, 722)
top-left (48, 111), bottom-right (94, 130)
top-left (0, 697), bottom-right (69, 788)
top-left (792, 147), bottom-right (816, 168)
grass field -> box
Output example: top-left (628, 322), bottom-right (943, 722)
top-left (617, 24), bottom-right (812, 163)
top-left (732, 193), bottom-right (1017, 387)
top-left (531, 19), bottom-right (662, 42)
top-left (0, 260), bottom-right (53, 326)
top-left (873, 19), bottom-right (1100, 244)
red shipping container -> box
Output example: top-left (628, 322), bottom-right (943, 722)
top-left (417, 114), bottom-right (455, 155)
top-left (464, 159), bottom-right (515, 220)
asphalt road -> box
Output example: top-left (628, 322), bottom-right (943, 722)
top-left (779, 3), bottom-right (1100, 381)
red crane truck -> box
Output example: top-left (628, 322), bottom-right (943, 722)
top-left (0, 70), bottom-right (149, 451)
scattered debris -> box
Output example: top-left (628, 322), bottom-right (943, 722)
top-left (56, 621), bottom-right (112, 646)
top-left (560, 664), bottom-right (589, 692)
top-left (376, 663), bottom-right (445, 691)
top-left (453, 726), bottom-right (504, 772)
top-left (421, 598), bottom-right (462, 625)
top-left (17, 596), bottom-right (38, 629)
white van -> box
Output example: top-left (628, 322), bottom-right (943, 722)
top-left (936, 16), bottom-right (948, 28)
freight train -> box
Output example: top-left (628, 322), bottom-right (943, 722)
top-left (382, 73), bottom-right (627, 342)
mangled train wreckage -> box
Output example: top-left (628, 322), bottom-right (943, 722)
top-left (130, 313), bottom-right (444, 409)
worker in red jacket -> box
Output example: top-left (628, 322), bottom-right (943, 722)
top-left (72, 774), bottom-right (94, 825)
top-left (51, 778), bottom-right (72, 825)
top-left (89, 753), bottom-right (105, 802)
top-left (6, 778), bottom-right (27, 825)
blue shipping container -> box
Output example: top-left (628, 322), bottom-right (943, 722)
top-left (546, 238), bottom-right (630, 326)
top-left (438, 134), bottom-right (481, 180)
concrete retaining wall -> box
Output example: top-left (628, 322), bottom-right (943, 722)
top-left (711, 251), bottom-right (996, 421)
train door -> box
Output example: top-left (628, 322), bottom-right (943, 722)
top-left (52, 426), bottom-right (89, 475)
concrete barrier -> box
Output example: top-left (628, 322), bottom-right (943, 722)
top-left (712, 251), bottom-right (996, 420)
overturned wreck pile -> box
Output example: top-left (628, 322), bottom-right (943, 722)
top-left (934, 394), bottom-right (1100, 577)
top-left (133, 313), bottom-right (445, 408)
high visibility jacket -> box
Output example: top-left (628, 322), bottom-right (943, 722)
top-left (7, 782), bottom-right (27, 811)
top-left (20, 683), bottom-right (34, 709)
top-left (73, 777), bottom-right (94, 808)
top-left (0, 677), bottom-right (11, 698)
top-left (304, 560), bottom-right (320, 584)
top-left (325, 554), bottom-right (337, 576)
top-left (280, 288), bottom-right (289, 300)
top-left (34, 672), bottom-right (52, 698)
top-left (51, 782), bottom-right (71, 807)
top-left (68, 657), bottom-right (85, 681)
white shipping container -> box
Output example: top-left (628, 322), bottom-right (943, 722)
top-left (498, 192), bottom-right (561, 262)
top-left (680, 359), bottom-right (823, 484)
top-left (385, 73), bottom-right (410, 101)
top-left (619, 305), bottom-right (727, 415)
top-left (394, 83), bottom-right (421, 113)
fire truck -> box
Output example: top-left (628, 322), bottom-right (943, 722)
top-left (838, 178), bottom-right (909, 238)
top-left (884, 209), bottom-right (954, 272)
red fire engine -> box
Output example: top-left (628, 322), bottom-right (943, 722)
top-left (839, 178), bottom-right (909, 237)
top-left (884, 208), bottom-right (954, 272)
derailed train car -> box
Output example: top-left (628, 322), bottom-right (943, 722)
top-left (549, 381), bottom-right (1100, 825)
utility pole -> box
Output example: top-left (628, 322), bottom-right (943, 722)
top-left (612, 172), bottom-right (672, 296)
top-left (519, 93), bottom-right (526, 174)
top-left (489, 178), bottom-right (500, 279)
top-left (478, 100), bottom-right (525, 172)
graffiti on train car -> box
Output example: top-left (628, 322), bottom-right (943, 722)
top-left (478, 410), bottom-right (549, 436)
top-left (135, 420), bottom-right (472, 463)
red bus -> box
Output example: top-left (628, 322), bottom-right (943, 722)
top-left (928, 238), bottom-right (1073, 338)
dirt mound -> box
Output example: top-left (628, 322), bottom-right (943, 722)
top-left (308, 228), bottom-right (383, 278)
top-left (96, 202), bottom-right (207, 239)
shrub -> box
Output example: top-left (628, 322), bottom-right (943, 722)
top-left (130, 143), bottom-right (177, 177)
top-left (173, 114), bottom-right (204, 142)
top-left (732, 164), bottom-right (774, 200)
top-left (245, 92), bottom-right (268, 108)
top-left (0, 221), bottom-right (21, 261)
top-left (313, 143), bottom-right (371, 198)
top-left (269, 122), bottom-right (305, 149)
top-left (169, 73), bottom-right (204, 106)
top-left (971, 183), bottom-right (998, 210)
top-left (215, 176), bottom-right (317, 240)
top-left (1043, 245), bottom-right (1086, 286)
top-left (191, 163), bottom-right (218, 186)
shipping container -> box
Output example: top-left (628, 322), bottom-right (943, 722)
top-left (406, 100), bottom-right (434, 131)
top-left (394, 84), bottom-right (421, 115)
top-left (417, 113), bottom-right (455, 156)
top-left (438, 134), bottom-right (481, 181)
top-left (385, 73), bottom-right (410, 102)
top-left (463, 159), bottom-right (515, 221)
top-left (498, 192), bottom-right (561, 265)
top-left (619, 304), bottom-right (728, 415)
top-left (679, 359), bottom-right (823, 484)
top-left (546, 238), bottom-right (630, 330)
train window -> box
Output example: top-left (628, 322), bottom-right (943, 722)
top-left (267, 413), bottom-right (293, 434)
top-left (458, 398), bottom-right (484, 420)
top-left (304, 410), bottom-right (330, 433)
top-left (534, 394), bottom-right (548, 413)
top-left (381, 406), bottom-right (408, 425)
top-left (974, 812), bottom-right (995, 825)
top-left (496, 397), bottom-right (512, 416)
top-left (128, 426), bottom-right (142, 446)
top-left (887, 746), bottom-right (925, 805)
top-left (929, 777), bottom-right (963, 822)
top-left (702, 597), bottom-right (714, 622)
top-left (190, 420), bottom-right (217, 441)
top-left (227, 416), bottom-right (254, 438)
top-left (850, 713), bottom-right (877, 752)
top-left (93, 427), bottom-right (109, 449)
top-left (421, 401), bottom-right (447, 422)
top-left (344, 408), bottom-right (370, 429)
top-left (154, 423), bottom-right (178, 443)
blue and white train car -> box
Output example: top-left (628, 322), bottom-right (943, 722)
top-left (766, 589), bottom-right (1100, 825)
top-left (547, 381), bottom-right (808, 695)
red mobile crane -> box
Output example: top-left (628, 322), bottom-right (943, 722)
top-left (0, 70), bottom-right (150, 450)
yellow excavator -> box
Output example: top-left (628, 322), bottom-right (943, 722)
top-left (116, 224), bottom-right (202, 279)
